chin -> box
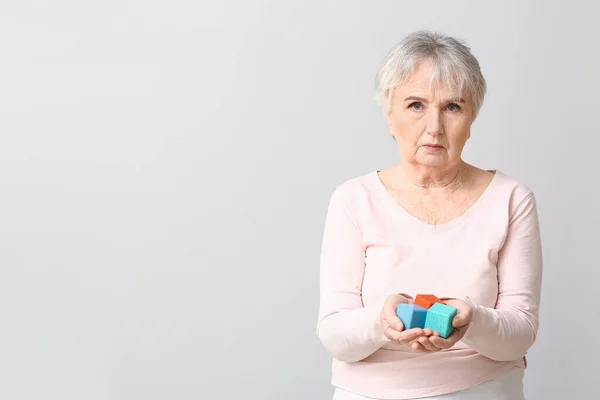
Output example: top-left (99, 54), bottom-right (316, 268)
top-left (415, 156), bottom-right (448, 167)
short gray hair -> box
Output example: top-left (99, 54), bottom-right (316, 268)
top-left (374, 30), bottom-right (487, 118)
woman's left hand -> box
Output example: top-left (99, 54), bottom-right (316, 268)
top-left (410, 299), bottom-right (473, 352)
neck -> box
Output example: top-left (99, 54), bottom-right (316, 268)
top-left (397, 160), bottom-right (468, 194)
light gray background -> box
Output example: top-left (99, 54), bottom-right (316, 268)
top-left (0, 1), bottom-right (597, 399)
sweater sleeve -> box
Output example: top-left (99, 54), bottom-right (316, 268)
top-left (460, 192), bottom-right (543, 362)
top-left (316, 184), bottom-right (391, 363)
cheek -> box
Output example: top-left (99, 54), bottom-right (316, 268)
top-left (445, 121), bottom-right (471, 147)
top-left (391, 114), bottom-right (424, 141)
top-left (446, 136), bottom-right (469, 157)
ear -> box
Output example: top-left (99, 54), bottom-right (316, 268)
top-left (386, 108), bottom-right (394, 139)
top-left (385, 89), bottom-right (395, 124)
top-left (388, 120), bottom-right (396, 140)
top-left (387, 103), bottom-right (396, 135)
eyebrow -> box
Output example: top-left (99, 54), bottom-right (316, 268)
top-left (404, 96), bottom-right (465, 103)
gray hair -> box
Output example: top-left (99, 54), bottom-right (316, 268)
top-left (374, 30), bottom-right (487, 118)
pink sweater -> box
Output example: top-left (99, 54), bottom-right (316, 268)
top-left (316, 170), bottom-right (543, 399)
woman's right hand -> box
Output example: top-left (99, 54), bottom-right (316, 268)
top-left (380, 293), bottom-right (429, 345)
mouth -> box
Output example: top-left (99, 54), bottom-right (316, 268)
top-left (422, 144), bottom-right (444, 153)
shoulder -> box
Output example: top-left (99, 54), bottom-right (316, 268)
top-left (492, 170), bottom-right (535, 199)
top-left (328, 170), bottom-right (379, 199)
top-left (325, 171), bottom-right (380, 216)
top-left (490, 170), bottom-right (538, 218)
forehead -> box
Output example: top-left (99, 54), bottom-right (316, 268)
top-left (395, 61), bottom-right (470, 101)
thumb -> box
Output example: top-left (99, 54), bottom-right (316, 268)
top-left (383, 296), bottom-right (405, 331)
top-left (453, 313), bottom-right (470, 328)
top-left (452, 305), bottom-right (472, 328)
top-left (396, 293), bottom-right (414, 304)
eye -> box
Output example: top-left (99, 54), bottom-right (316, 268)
top-left (408, 102), bottom-right (423, 111)
top-left (446, 103), bottom-right (461, 112)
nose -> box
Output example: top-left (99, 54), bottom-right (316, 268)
top-left (425, 109), bottom-right (444, 136)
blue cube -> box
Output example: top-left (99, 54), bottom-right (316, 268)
top-left (424, 302), bottom-right (457, 338)
top-left (396, 304), bottom-right (427, 329)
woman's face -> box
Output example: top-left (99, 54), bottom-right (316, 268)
top-left (387, 60), bottom-right (475, 169)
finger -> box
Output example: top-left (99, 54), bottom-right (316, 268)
top-left (452, 312), bottom-right (471, 328)
top-left (422, 328), bottom-right (434, 336)
top-left (428, 335), bottom-right (454, 350)
top-left (382, 319), bottom-right (404, 341)
top-left (383, 301), bottom-right (405, 331)
top-left (417, 336), bottom-right (440, 352)
top-left (429, 328), bottom-right (463, 349)
top-left (448, 302), bottom-right (472, 328)
top-left (398, 292), bottom-right (414, 301)
top-left (397, 328), bottom-right (425, 344)
top-left (386, 313), bottom-right (404, 332)
top-left (411, 341), bottom-right (429, 352)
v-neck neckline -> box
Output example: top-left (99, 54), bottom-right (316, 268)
top-left (371, 169), bottom-right (500, 233)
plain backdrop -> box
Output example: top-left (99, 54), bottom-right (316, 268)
top-left (0, 1), bottom-right (598, 399)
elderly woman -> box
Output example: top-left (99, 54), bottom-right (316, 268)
top-left (316, 31), bottom-right (543, 400)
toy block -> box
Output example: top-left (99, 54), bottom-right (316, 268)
top-left (414, 294), bottom-right (445, 309)
top-left (396, 304), bottom-right (427, 329)
top-left (424, 302), bottom-right (457, 339)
